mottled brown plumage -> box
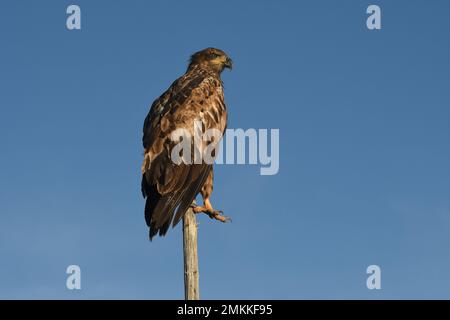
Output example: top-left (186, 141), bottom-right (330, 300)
top-left (141, 48), bottom-right (233, 240)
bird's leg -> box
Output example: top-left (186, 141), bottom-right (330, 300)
top-left (191, 198), bottom-right (231, 223)
top-left (191, 169), bottom-right (231, 222)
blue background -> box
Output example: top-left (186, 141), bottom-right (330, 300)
top-left (0, 1), bottom-right (449, 299)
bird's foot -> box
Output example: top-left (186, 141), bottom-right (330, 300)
top-left (191, 205), bottom-right (232, 223)
top-left (208, 210), bottom-right (232, 223)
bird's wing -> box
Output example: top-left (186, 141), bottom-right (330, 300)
top-left (142, 72), bottom-right (208, 149)
top-left (142, 70), bottom-right (227, 239)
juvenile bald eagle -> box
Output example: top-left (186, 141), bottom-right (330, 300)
top-left (141, 48), bottom-right (233, 240)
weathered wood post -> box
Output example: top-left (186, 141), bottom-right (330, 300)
top-left (183, 207), bottom-right (199, 300)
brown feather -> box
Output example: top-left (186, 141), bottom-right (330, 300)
top-left (142, 48), bottom-right (231, 240)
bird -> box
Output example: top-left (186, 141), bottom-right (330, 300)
top-left (141, 48), bottom-right (233, 240)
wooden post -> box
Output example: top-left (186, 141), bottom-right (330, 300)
top-left (183, 207), bottom-right (200, 300)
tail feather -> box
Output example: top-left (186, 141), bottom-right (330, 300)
top-left (143, 176), bottom-right (179, 240)
top-left (142, 165), bottom-right (211, 241)
top-left (146, 196), bottom-right (171, 240)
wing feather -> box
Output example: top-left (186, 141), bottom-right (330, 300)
top-left (142, 67), bottom-right (227, 240)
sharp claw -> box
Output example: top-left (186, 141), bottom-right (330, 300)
top-left (194, 207), bottom-right (231, 223)
top-left (213, 211), bottom-right (232, 223)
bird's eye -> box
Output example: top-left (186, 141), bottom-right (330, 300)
top-left (209, 53), bottom-right (220, 59)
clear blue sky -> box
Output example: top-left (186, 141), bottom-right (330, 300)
top-left (0, 0), bottom-right (449, 299)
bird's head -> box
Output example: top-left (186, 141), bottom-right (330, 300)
top-left (188, 48), bottom-right (233, 73)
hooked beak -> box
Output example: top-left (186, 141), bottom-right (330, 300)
top-left (224, 57), bottom-right (233, 70)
